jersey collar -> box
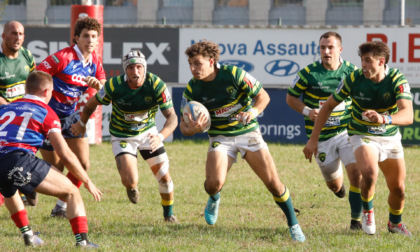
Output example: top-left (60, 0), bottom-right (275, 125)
top-left (73, 45), bottom-right (93, 68)
top-left (23, 94), bottom-right (46, 104)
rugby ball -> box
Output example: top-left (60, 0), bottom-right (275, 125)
top-left (183, 101), bottom-right (211, 132)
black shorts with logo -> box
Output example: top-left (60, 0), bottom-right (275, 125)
top-left (0, 151), bottom-right (51, 198)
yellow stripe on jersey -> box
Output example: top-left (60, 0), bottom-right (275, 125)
top-left (232, 65), bottom-right (237, 76)
top-left (304, 66), bottom-right (310, 73)
top-left (305, 90), bottom-right (329, 100)
top-left (153, 77), bottom-right (161, 90)
top-left (208, 93), bottom-right (245, 112)
top-left (0, 80), bottom-right (25, 89)
top-left (273, 188), bottom-right (290, 203)
top-left (389, 207), bottom-right (403, 216)
top-left (109, 78), bottom-right (115, 92)
top-left (186, 83), bottom-right (192, 93)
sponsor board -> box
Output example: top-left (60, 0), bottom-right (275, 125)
top-left (179, 27), bottom-right (420, 86)
top-left (400, 88), bottom-right (420, 145)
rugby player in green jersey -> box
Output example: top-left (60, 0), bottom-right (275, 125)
top-left (287, 32), bottom-right (362, 230)
top-left (180, 41), bottom-right (305, 242)
top-left (71, 50), bottom-right (179, 223)
top-left (0, 20), bottom-right (37, 206)
top-left (304, 41), bottom-right (413, 236)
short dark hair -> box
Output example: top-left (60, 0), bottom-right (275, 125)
top-left (319, 31), bottom-right (342, 46)
top-left (72, 17), bottom-right (101, 44)
top-left (26, 71), bottom-right (53, 95)
top-left (185, 40), bottom-right (220, 63)
top-left (358, 41), bottom-right (390, 64)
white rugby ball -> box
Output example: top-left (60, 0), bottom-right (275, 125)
top-left (183, 101), bottom-right (211, 132)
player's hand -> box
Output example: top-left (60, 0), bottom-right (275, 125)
top-left (303, 138), bottom-right (318, 163)
top-left (184, 112), bottom-right (208, 135)
top-left (309, 108), bottom-right (319, 122)
top-left (236, 111), bottom-right (254, 125)
top-left (362, 110), bottom-right (382, 123)
top-left (84, 180), bottom-right (103, 201)
top-left (70, 121), bottom-right (86, 136)
top-left (84, 76), bottom-right (103, 91)
top-left (149, 133), bottom-right (163, 152)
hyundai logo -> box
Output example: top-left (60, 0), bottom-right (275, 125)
top-left (265, 59), bottom-right (299, 77)
top-left (219, 60), bottom-right (254, 72)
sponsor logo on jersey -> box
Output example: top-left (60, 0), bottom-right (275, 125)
top-left (290, 73), bottom-right (299, 88)
top-left (124, 112), bottom-right (148, 122)
top-left (226, 86), bottom-right (234, 94)
top-left (214, 103), bottom-right (242, 117)
top-left (71, 74), bottom-right (87, 85)
top-left (219, 60), bottom-right (254, 72)
top-left (244, 73), bottom-right (257, 89)
top-left (6, 84), bottom-right (25, 98)
top-left (399, 83), bottom-right (410, 94)
top-left (119, 141), bottom-right (127, 148)
top-left (211, 141), bottom-right (220, 148)
top-left (8, 167), bottom-right (31, 187)
top-left (161, 88), bottom-right (171, 103)
top-left (318, 152), bottom-right (326, 162)
top-left (265, 59), bottom-right (299, 77)
top-left (52, 55), bottom-right (60, 63)
top-left (354, 92), bottom-right (372, 101)
top-left (41, 60), bottom-right (51, 69)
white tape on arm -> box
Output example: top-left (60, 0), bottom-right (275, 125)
top-left (302, 106), bottom-right (311, 117)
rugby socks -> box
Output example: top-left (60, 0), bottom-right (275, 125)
top-left (70, 216), bottom-right (89, 243)
top-left (162, 199), bottom-right (174, 217)
top-left (11, 209), bottom-right (30, 232)
top-left (361, 194), bottom-right (374, 211)
top-left (273, 187), bottom-right (299, 227)
top-left (349, 185), bottom-right (363, 221)
top-left (389, 207), bottom-right (403, 225)
top-left (210, 192), bottom-right (220, 202)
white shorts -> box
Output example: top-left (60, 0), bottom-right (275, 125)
top-left (208, 129), bottom-right (268, 162)
top-left (349, 132), bottom-right (404, 162)
top-left (111, 126), bottom-right (164, 157)
top-left (316, 131), bottom-right (356, 181)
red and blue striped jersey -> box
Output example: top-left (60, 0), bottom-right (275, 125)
top-left (0, 95), bottom-right (61, 157)
top-left (36, 45), bottom-right (106, 117)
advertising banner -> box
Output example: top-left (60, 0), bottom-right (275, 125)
top-left (179, 27), bottom-right (420, 86)
top-left (400, 88), bottom-right (420, 145)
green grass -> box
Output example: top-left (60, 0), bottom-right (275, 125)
top-left (1, 141), bottom-right (419, 251)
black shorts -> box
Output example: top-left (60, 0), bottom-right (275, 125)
top-left (0, 151), bottom-right (51, 198)
top-left (41, 111), bottom-right (87, 151)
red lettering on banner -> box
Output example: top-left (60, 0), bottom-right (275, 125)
top-left (408, 34), bottom-right (420, 63)
top-left (367, 33), bottom-right (388, 43)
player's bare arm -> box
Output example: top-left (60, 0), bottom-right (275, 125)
top-left (303, 95), bottom-right (339, 162)
top-left (179, 112), bottom-right (207, 136)
top-left (49, 131), bottom-right (102, 201)
top-left (70, 96), bottom-right (101, 136)
top-left (0, 96), bottom-right (9, 105)
top-left (84, 76), bottom-right (105, 91)
top-left (149, 107), bottom-right (178, 152)
top-left (286, 94), bottom-right (319, 121)
top-left (362, 99), bottom-right (413, 126)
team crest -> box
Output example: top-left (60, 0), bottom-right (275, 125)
top-left (211, 141), bottom-right (220, 148)
top-left (226, 86), bottom-right (234, 94)
top-left (145, 96), bottom-right (152, 104)
top-left (383, 92), bottom-right (390, 101)
top-left (119, 141), bottom-right (128, 148)
top-left (318, 152), bottom-right (326, 162)
top-left (25, 65), bottom-right (30, 72)
top-left (362, 138), bottom-right (370, 143)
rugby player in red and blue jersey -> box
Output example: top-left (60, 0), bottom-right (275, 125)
top-left (37, 17), bottom-right (106, 218)
top-left (0, 71), bottom-right (102, 247)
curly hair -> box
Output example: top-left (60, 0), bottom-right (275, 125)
top-left (72, 17), bottom-right (101, 44)
top-left (185, 40), bottom-right (220, 63)
top-left (358, 41), bottom-right (390, 64)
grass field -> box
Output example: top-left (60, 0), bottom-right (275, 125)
top-left (0, 140), bottom-right (419, 251)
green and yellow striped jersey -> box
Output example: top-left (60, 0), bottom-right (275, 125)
top-left (333, 66), bottom-right (412, 136)
top-left (288, 59), bottom-right (357, 141)
top-left (96, 73), bottom-right (173, 137)
top-left (0, 47), bottom-right (35, 102)
top-left (182, 64), bottom-right (261, 137)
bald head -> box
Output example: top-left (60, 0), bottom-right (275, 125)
top-left (2, 20), bottom-right (25, 57)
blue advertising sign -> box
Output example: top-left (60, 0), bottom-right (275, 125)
top-left (172, 88), bottom-right (307, 143)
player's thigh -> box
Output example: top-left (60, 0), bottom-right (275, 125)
top-left (245, 149), bottom-right (278, 181)
top-left (35, 166), bottom-right (77, 198)
top-left (115, 153), bottom-right (139, 180)
top-left (379, 158), bottom-right (406, 189)
top-left (350, 135), bottom-right (380, 176)
top-left (67, 137), bottom-right (90, 166)
top-left (39, 148), bottom-right (62, 169)
top-left (205, 150), bottom-right (234, 184)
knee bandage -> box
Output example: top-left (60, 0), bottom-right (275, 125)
top-left (154, 160), bottom-right (169, 182)
top-left (159, 180), bottom-right (174, 194)
top-left (319, 158), bottom-right (343, 182)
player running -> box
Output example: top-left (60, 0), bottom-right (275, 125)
top-left (0, 71), bottom-right (102, 247)
top-left (286, 31), bottom-right (362, 230)
top-left (179, 40), bottom-right (305, 242)
top-left (71, 50), bottom-right (179, 222)
top-left (36, 17), bottom-right (106, 217)
top-left (304, 41), bottom-right (413, 236)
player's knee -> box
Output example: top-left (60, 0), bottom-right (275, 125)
top-left (159, 180), bottom-right (174, 194)
top-left (390, 184), bottom-right (405, 198)
top-left (204, 180), bottom-right (223, 194)
top-left (121, 175), bottom-right (137, 188)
